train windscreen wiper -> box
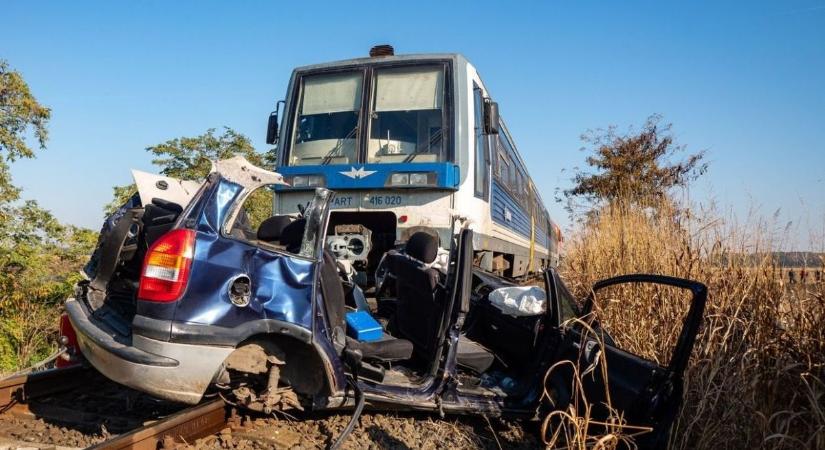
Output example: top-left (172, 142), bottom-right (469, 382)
top-left (402, 128), bottom-right (443, 163)
top-left (322, 126), bottom-right (358, 165)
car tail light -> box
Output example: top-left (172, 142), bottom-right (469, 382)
top-left (138, 229), bottom-right (196, 302)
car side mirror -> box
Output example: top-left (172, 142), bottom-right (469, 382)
top-left (265, 111), bottom-right (279, 145)
top-left (483, 99), bottom-right (499, 135)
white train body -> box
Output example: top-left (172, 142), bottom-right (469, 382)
top-left (271, 50), bottom-right (560, 279)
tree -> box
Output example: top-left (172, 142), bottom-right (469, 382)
top-left (0, 59), bottom-right (51, 205)
top-left (107, 127), bottom-right (277, 226)
top-left (0, 60), bottom-right (50, 161)
top-left (562, 114), bottom-right (706, 215)
top-left (0, 60), bottom-right (96, 371)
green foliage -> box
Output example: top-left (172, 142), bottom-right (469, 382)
top-left (0, 59), bottom-right (93, 372)
top-left (562, 114), bottom-right (706, 215)
top-left (0, 59), bottom-right (51, 208)
top-left (149, 127), bottom-right (274, 179)
top-left (104, 183), bottom-right (140, 217)
top-left (0, 201), bottom-right (97, 371)
top-left (0, 59), bottom-right (51, 162)
top-left (107, 127), bottom-right (277, 227)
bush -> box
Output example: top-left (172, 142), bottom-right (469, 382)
top-left (0, 201), bottom-right (97, 373)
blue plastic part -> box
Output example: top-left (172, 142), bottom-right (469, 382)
top-left (345, 310), bottom-right (384, 342)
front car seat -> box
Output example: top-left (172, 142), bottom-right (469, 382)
top-left (256, 215), bottom-right (292, 243)
top-left (282, 217), bottom-right (413, 363)
top-left (389, 231), bottom-right (495, 373)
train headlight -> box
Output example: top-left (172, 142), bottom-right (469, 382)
top-left (386, 172), bottom-right (436, 187)
top-left (389, 173), bottom-right (410, 186)
top-left (409, 173), bottom-right (429, 186)
top-left (291, 175), bottom-right (325, 188)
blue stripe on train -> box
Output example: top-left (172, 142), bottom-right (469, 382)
top-left (274, 162), bottom-right (460, 191)
top-left (491, 181), bottom-right (549, 249)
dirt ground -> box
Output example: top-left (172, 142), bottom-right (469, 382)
top-left (182, 410), bottom-right (541, 450)
top-left (0, 409), bottom-right (541, 450)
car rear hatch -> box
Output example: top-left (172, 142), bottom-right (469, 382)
top-left (78, 171), bottom-right (203, 335)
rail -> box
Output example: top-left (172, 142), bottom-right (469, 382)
top-left (1, 365), bottom-right (229, 449)
top-left (0, 364), bottom-right (89, 414)
top-left (89, 399), bottom-right (227, 450)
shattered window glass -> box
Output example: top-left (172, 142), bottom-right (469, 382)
top-left (299, 188), bottom-right (332, 259)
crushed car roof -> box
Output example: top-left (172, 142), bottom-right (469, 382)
top-left (213, 155), bottom-right (289, 188)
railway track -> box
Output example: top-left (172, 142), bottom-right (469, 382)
top-left (0, 366), bottom-right (229, 449)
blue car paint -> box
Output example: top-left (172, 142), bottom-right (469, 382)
top-left (132, 175), bottom-right (470, 406)
top-left (175, 233), bottom-right (316, 329)
top-left (274, 162), bottom-right (460, 191)
top-left (138, 177), bottom-right (317, 336)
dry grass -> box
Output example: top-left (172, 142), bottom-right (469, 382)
top-left (556, 201), bottom-right (825, 449)
top-left (541, 319), bottom-right (655, 450)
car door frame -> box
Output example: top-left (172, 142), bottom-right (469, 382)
top-left (559, 273), bottom-right (707, 447)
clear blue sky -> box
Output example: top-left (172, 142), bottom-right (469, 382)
top-left (3, 1), bottom-right (824, 249)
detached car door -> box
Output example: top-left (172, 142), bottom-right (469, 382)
top-left (557, 274), bottom-right (707, 449)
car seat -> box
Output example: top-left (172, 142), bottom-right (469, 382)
top-left (388, 231), bottom-right (495, 374)
top-left (279, 218), bottom-right (413, 363)
top-left (256, 215), bottom-right (293, 243)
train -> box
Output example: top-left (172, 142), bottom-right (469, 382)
top-left (266, 45), bottom-right (561, 283)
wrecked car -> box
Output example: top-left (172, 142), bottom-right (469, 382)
top-left (64, 156), bottom-right (706, 448)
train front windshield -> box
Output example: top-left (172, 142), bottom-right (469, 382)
top-left (287, 65), bottom-right (448, 166)
top-left (289, 72), bottom-right (363, 166)
top-left (368, 66), bottom-right (445, 163)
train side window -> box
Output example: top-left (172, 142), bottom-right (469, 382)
top-left (513, 170), bottom-right (520, 195)
top-left (496, 126), bottom-right (520, 193)
top-left (498, 150), bottom-right (511, 186)
top-left (473, 85), bottom-right (489, 199)
top-left (509, 162), bottom-right (517, 193)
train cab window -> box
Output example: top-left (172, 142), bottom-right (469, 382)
top-left (473, 85), bottom-right (489, 198)
top-left (288, 72), bottom-right (363, 166)
top-left (368, 66), bottom-right (446, 164)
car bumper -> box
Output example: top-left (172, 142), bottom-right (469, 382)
top-left (65, 298), bottom-right (233, 404)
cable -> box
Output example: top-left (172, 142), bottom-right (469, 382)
top-left (0, 348), bottom-right (66, 380)
top-left (329, 377), bottom-right (365, 450)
